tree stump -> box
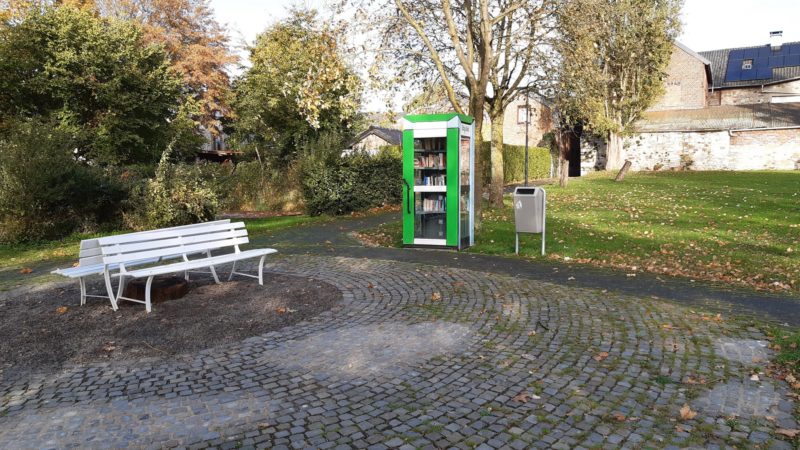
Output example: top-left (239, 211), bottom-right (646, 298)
top-left (121, 276), bottom-right (189, 305)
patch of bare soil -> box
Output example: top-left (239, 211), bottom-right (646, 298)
top-left (0, 273), bottom-right (341, 381)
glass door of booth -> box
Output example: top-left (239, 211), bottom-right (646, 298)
top-left (413, 137), bottom-right (447, 245)
top-left (458, 134), bottom-right (471, 248)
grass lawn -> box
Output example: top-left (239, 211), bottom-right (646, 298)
top-left (360, 171), bottom-right (800, 293)
top-left (0, 214), bottom-right (330, 292)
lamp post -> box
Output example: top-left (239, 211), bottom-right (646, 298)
top-left (524, 88), bottom-right (530, 186)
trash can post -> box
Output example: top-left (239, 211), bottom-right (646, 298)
top-left (541, 189), bottom-right (546, 256)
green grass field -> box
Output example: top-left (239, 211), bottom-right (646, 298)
top-left (362, 171), bottom-right (800, 293)
top-left (0, 214), bottom-right (330, 292)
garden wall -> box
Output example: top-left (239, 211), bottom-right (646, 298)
top-left (581, 128), bottom-right (800, 173)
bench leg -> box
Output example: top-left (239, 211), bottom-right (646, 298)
top-left (258, 255), bottom-right (267, 285)
top-left (116, 275), bottom-right (129, 306)
top-left (79, 277), bottom-right (87, 306)
top-left (228, 260), bottom-right (236, 281)
top-left (145, 276), bottom-right (154, 313)
top-left (206, 251), bottom-right (221, 284)
top-left (104, 271), bottom-right (118, 311)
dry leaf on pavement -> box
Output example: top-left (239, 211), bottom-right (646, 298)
top-left (431, 292), bottom-right (442, 302)
top-left (20, 268), bottom-right (33, 274)
top-left (679, 404), bottom-right (697, 421)
top-left (512, 392), bottom-right (531, 403)
top-left (775, 428), bottom-right (799, 438)
top-left (56, 306), bottom-right (68, 314)
top-left (612, 412), bottom-right (626, 422)
top-left (593, 351), bottom-right (609, 362)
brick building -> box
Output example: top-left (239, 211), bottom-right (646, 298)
top-left (581, 34), bottom-right (800, 173)
top-left (479, 95), bottom-right (553, 147)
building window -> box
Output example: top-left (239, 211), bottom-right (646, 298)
top-left (517, 106), bottom-right (528, 124)
top-left (742, 59), bottom-right (753, 70)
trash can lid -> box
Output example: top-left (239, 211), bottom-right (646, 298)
top-left (514, 187), bottom-right (540, 195)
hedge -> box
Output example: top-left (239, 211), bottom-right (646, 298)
top-left (301, 153), bottom-right (402, 216)
top-left (480, 142), bottom-right (551, 184)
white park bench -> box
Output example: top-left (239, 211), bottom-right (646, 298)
top-left (52, 220), bottom-right (231, 309)
top-left (98, 221), bottom-right (277, 312)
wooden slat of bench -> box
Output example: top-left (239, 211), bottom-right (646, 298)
top-left (104, 229), bottom-right (248, 256)
top-left (78, 220), bottom-right (232, 259)
top-left (97, 221), bottom-right (244, 246)
top-left (104, 236), bottom-right (250, 265)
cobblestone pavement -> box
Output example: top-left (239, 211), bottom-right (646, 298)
top-left (0, 255), bottom-right (797, 449)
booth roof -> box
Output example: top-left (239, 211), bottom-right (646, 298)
top-left (403, 113), bottom-right (474, 124)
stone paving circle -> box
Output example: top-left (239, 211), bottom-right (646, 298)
top-left (0, 255), bottom-right (797, 450)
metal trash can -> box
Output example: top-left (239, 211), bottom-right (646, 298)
top-left (513, 186), bottom-right (546, 255)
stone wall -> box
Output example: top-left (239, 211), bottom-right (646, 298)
top-left (581, 128), bottom-right (800, 173)
top-left (650, 45), bottom-right (708, 111)
top-left (720, 79), bottom-right (800, 105)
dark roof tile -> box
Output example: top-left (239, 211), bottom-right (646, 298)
top-left (699, 41), bottom-right (800, 89)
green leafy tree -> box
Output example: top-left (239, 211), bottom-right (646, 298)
top-left (554, 0), bottom-right (682, 170)
top-left (0, 5), bottom-right (183, 165)
top-left (231, 9), bottom-right (362, 165)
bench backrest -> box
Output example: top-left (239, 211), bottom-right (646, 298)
top-left (98, 221), bottom-right (248, 269)
top-left (78, 219), bottom-right (231, 267)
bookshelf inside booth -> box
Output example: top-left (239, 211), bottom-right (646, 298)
top-left (413, 137), bottom-right (447, 241)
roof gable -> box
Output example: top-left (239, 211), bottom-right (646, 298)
top-left (349, 126), bottom-right (402, 147)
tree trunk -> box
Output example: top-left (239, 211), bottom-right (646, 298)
top-left (605, 131), bottom-right (625, 170)
top-left (555, 129), bottom-right (570, 187)
top-left (470, 100), bottom-right (485, 230)
top-left (488, 110), bottom-right (505, 208)
top-left (559, 157), bottom-right (569, 187)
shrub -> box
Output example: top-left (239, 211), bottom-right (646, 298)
top-left (480, 142), bottom-right (552, 184)
top-left (124, 147), bottom-right (219, 230)
top-left (0, 119), bottom-right (126, 242)
top-left (377, 145), bottom-right (402, 158)
top-left (301, 153), bottom-right (401, 216)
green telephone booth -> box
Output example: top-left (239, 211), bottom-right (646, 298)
top-left (400, 113), bottom-right (475, 249)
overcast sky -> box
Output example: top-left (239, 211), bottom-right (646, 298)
top-left (211, 0), bottom-right (800, 54)
top-left (209, 0), bottom-right (800, 109)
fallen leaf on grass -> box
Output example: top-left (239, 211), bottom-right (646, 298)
top-left (593, 351), bottom-right (609, 362)
top-left (775, 428), bottom-right (799, 438)
top-left (679, 404), bottom-right (697, 421)
top-left (56, 306), bottom-right (68, 314)
top-left (19, 268), bottom-right (33, 274)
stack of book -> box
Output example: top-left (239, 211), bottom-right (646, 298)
top-left (420, 195), bottom-right (446, 212)
top-left (417, 174), bottom-right (446, 186)
top-left (414, 154), bottom-right (446, 168)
